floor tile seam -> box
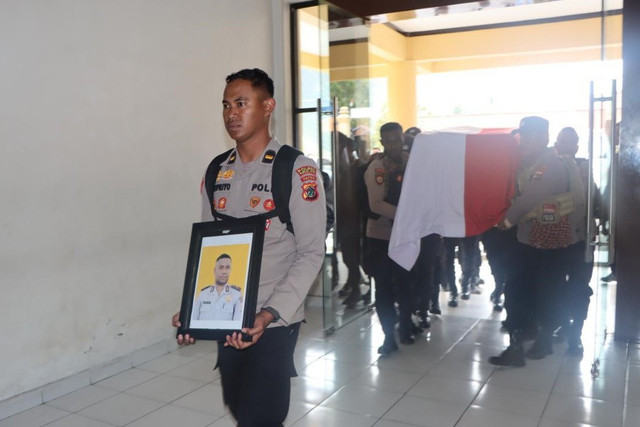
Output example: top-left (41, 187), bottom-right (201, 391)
top-left (118, 380), bottom-right (212, 406)
top-left (120, 401), bottom-right (224, 426)
top-left (21, 406), bottom-right (73, 427)
top-left (622, 341), bottom-right (632, 427)
top-left (374, 317), bottom-right (489, 426)
top-left (42, 385), bottom-right (122, 416)
top-left (94, 372), bottom-right (162, 394)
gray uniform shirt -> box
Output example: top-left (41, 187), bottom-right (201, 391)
top-left (201, 138), bottom-right (326, 326)
top-left (506, 148), bottom-right (584, 248)
top-left (194, 284), bottom-right (243, 321)
top-left (364, 153), bottom-right (408, 241)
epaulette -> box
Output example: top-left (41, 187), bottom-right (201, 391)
top-left (229, 284), bottom-right (242, 292)
top-left (227, 151), bottom-right (237, 164)
top-left (262, 150), bottom-right (276, 164)
top-left (200, 285), bottom-right (213, 292)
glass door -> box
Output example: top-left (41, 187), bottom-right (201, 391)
top-left (587, 0), bottom-right (623, 376)
top-left (291, 1), bottom-right (372, 334)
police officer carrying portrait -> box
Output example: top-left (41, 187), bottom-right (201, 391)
top-left (172, 68), bottom-right (326, 426)
top-left (192, 253), bottom-right (243, 322)
top-left (489, 116), bottom-right (585, 367)
top-left (364, 122), bottom-right (416, 355)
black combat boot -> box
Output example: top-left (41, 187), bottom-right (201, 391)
top-left (525, 334), bottom-right (553, 360)
top-left (489, 330), bottom-right (525, 367)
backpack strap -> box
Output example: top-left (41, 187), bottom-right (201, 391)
top-left (271, 145), bottom-right (303, 234)
top-left (204, 148), bottom-right (234, 219)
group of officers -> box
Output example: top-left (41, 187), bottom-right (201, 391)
top-left (340, 116), bottom-right (595, 364)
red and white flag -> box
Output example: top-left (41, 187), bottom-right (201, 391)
top-left (389, 128), bottom-right (519, 270)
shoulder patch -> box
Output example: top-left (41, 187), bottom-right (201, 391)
top-left (227, 151), bottom-right (237, 164)
top-left (296, 165), bottom-right (317, 177)
top-left (301, 182), bottom-right (319, 201)
top-left (230, 284), bottom-right (242, 292)
top-left (532, 165), bottom-right (548, 180)
top-left (201, 285), bottom-right (212, 292)
top-left (374, 168), bottom-right (385, 185)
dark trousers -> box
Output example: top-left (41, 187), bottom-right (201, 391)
top-left (442, 236), bottom-right (477, 295)
top-left (560, 241), bottom-right (594, 341)
top-left (505, 241), bottom-right (570, 342)
top-left (482, 227), bottom-right (517, 298)
top-left (411, 234), bottom-right (443, 312)
top-left (368, 238), bottom-right (412, 342)
top-left (217, 323), bottom-right (300, 427)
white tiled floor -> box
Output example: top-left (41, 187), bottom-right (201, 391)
top-left (2, 280), bottom-right (638, 427)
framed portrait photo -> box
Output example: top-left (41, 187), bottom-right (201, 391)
top-left (177, 216), bottom-right (265, 341)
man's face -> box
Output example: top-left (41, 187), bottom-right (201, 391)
top-left (555, 130), bottom-right (579, 157)
top-left (518, 130), bottom-right (549, 162)
top-left (222, 79), bottom-right (273, 144)
top-left (381, 129), bottom-right (404, 162)
top-left (214, 258), bottom-right (231, 286)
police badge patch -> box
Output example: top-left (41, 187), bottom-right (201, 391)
top-left (301, 182), bottom-right (319, 201)
top-left (375, 168), bottom-right (385, 185)
top-left (249, 196), bottom-right (260, 208)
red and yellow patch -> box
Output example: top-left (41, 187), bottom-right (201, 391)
top-left (217, 197), bottom-right (227, 210)
top-left (300, 174), bottom-right (317, 182)
top-left (532, 166), bottom-right (547, 180)
top-left (296, 166), bottom-right (317, 177)
top-left (263, 199), bottom-right (275, 211)
top-left (374, 168), bottom-right (385, 185)
top-left (249, 196), bottom-right (260, 208)
top-left (301, 182), bottom-right (319, 201)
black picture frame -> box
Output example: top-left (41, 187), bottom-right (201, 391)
top-left (177, 217), bottom-right (265, 341)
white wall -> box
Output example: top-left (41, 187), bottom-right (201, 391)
top-left (0, 0), bottom-right (273, 402)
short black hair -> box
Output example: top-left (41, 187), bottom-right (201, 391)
top-left (216, 253), bottom-right (232, 262)
top-left (226, 68), bottom-right (274, 98)
top-left (380, 122), bottom-right (403, 135)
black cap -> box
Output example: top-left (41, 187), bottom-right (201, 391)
top-left (511, 116), bottom-right (549, 136)
top-left (405, 127), bottom-right (421, 137)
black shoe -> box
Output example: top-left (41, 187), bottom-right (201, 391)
top-left (525, 340), bottom-right (553, 360)
top-left (493, 303), bottom-right (503, 312)
top-left (461, 292), bottom-right (470, 300)
top-left (338, 286), bottom-right (350, 297)
top-left (470, 285), bottom-right (482, 295)
top-left (400, 335), bottom-right (415, 345)
top-left (448, 295), bottom-right (458, 307)
top-left (567, 339), bottom-right (584, 357)
top-left (361, 290), bottom-right (371, 305)
top-left (429, 303), bottom-right (441, 315)
top-left (488, 346), bottom-right (525, 367)
top-left (601, 273), bottom-right (616, 283)
top-left (418, 315), bottom-right (430, 329)
top-left (412, 325), bottom-right (424, 335)
top-left (377, 341), bottom-right (398, 355)
top-left (342, 290), bottom-right (361, 308)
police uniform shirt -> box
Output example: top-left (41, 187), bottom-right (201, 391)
top-left (200, 138), bottom-right (326, 327)
top-left (505, 148), bottom-right (584, 249)
top-left (195, 284), bottom-right (243, 321)
top-left (364, 153), bottom-right (409, 241)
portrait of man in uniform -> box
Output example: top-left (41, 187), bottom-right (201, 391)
top-left (192, 253), bottom-right (244, 322)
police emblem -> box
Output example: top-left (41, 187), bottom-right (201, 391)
top-left (221, 169), bottom-right (235, 180)
top-left (263, 199), bottom-right (275, 211)
top-left (218, 197), bottom-right (227, 210)
top-left (375, 168), bottom-right (384, 185)
top-left (301, 182), bottom-right (319, 201)
top-left (249, 196), bottom-right (260, 208)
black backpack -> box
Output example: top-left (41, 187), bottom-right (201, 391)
top-left (204, 145), bottom-right (334, 235)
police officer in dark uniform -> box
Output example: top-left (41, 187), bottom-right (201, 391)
top-left (172, 69), bottom-right (326, 425)
top-left (489, 116), bottom-right (585, 367)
